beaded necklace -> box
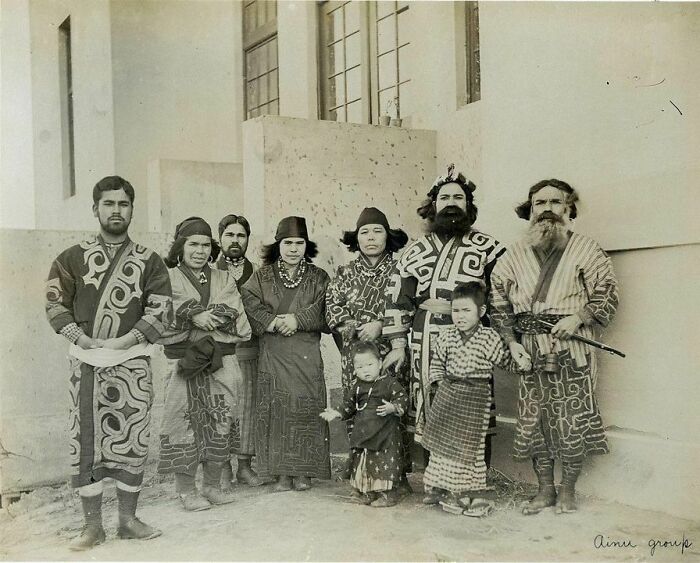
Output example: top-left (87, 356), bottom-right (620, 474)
top-left (355, 385), bottom-right (373, 411)
top-left (277, 257), bottom-right (307, 289)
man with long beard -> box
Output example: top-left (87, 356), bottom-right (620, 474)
top-left (383, 165), bottom-right (505, 473)
top-left (45, 176), bottom-right (172, 549)
top-left (490, 179), bottom-right (619, 515)
top-left (214, 214), bottom-right (264, 487)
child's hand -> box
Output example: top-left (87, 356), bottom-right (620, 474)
top-left (320, 408), bottom-right (341, 422)
top-left (376, 399), bottom-right (396, 417)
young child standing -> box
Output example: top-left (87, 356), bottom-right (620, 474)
top-left (422, 282), bottom-right (529, 517)
top-left (321, 342), bottom-right (408, 507)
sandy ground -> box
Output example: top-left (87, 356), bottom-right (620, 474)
top-left (1, 465), bottom-right (698, 563)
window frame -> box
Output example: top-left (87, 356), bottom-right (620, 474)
top-left (58, 16), bottom-right (76, 199)
top-left (243, 0), bottom-right (280, 120)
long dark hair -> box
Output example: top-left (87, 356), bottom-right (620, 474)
top-left (417, 187), bottom-right (478, 225)
top-left (340, 226), bottom-right (408, 254)
top-left (260, 239), bottom-right (319, 266)
top-left (164, 236), bottom-right (221, 268)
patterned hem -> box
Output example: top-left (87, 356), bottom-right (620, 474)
top-left (423, 452), bottom-right (486, 494)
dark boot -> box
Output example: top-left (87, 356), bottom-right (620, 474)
top-left (273, 475), bottom-right (293, 492)
top-left (116, 488), bottom-right (162, 540)
top-left (70, 494), bottom-right (106, 551)
top-left (556, 460), bottom-right (582, 514)
top-left (522, 457), bottom-right (557, 515)
top-left (236, 457), bottom-right (263, 487)
top-left (221, 461), bottom-right (235, 492)
top-left (202, 461), bottom-right (236, 505)
top-left (176, 472), bottom-right (211, 512)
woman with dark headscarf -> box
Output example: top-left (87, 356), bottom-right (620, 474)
top-left (158, 217), bottom-right (252, 511)
top-left (325, 207), bottom-right (412, 498)
top-left (241, 216), bottom-right (331, 492)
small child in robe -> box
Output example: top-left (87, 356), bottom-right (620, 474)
top-left (422, 282), bottom-right (528, 517)
top-left (321, 341), bottom-right (408, 507)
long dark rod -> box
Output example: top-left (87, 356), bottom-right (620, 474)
top-left (538, 320), bottom-right (626, 358)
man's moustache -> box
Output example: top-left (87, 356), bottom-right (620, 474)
top-left (537, 211), bottom-right (563, 223)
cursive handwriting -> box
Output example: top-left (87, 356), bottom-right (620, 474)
top-left (594, 533), bottom-right (693, 557)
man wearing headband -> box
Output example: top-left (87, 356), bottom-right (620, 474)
top-left (214, 214), bottom-right (263, 487)
top-left (45, 176), bottom-right (172, 549)
top-left (383, 165), bottom-right (505, 464)
top-left (490, 179), bottom-right (619, 515)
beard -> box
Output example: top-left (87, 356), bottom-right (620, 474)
top-left (429, 205), bottom-right (475, 238)
top-left (527, 211), bottom-right (570, 250)
top-left (223, 243), bottom-right (246, 260)
top-left (100, 216), bottom-right (129, 236)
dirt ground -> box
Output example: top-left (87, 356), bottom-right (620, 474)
top-left (1, 465), bottom-right (699, 562)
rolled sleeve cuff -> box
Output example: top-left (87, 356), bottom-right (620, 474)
top-left (129, 328), bottom-right (147, 344)
top-left (59, 322), bottom-right (85, 344)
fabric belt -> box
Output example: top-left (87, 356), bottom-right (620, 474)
top-left (418, 299), bottom-right (452, 315)
top-left (514, 312), bottom-right (567, 335)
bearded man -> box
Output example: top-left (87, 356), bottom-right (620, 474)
top-left (214, 214), bottom-right (263, 487)
top-left (490, 179), bottom-right (619, 515)
top-left (45, 176), bottom-right (172, 549)
top-left (383, 165), bottom-right (505, 455)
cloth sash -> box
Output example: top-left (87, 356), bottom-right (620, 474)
top-left (513, 312), bottom-right (568, 335)
top-left (68, 342), bottom-right (154, 368)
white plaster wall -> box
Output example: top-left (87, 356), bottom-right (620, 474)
top-left (0, 0), bottom-right (36, 230)
top-left (27, 0), bottom-right (116, 231)
top-left (110, 0), bottom-right (243, 232)
top-left (479, 2), bottom-right (700, 251)
top-left (147, 159), bottom-right (244, 236)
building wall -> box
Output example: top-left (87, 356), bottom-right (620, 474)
top-left (0, 0), bottom-right (36, 230)
top-left (146, 159), bottom-right (244, 236)
top-left (110, 0), bottom-right (244, 232)
top-left (26, 0), bottom-right (116, 232)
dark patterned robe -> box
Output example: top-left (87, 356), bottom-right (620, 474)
top-left (215, 256), bottom-right (258, 456)
top-left (45, 235), bottom-right (172, 488)
top-left (383, 230), bottom-right (505, 441)
top-left (241, 262), bottom-right (331, 478)
top-left (158, 266), bottom-right (251, 474)
top-left (490, 232), bottom-right (619, 462)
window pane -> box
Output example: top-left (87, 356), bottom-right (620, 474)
top-left (259, 73), bottom-right (269, 104)
top-left (257, 0), bottom-right (266, 26)
top-left (329, 106), bottom-right (346, 122)
top-left (345, 32), bottom-right (361, 69)
top-left (397, 7), bottom-right (410, 46)
top-left (328, 7), bottom-right (344, 44)
top-left (345, 1), bottom-right (360, 35)
top-left (346, 100), bottom-right (363, 123)
top-left (398, 81), bottom-right (412, 118)
top-left (269, 99), bottom-right (279, 115)
top-left (346, 66), bottom-right (362, 102)
top-left (376, 0), bottom-right (395, 20)
top-left (378, 86), bottom-right (397, 118)
top-left (268, 68), bottom-right (279, 100)
top-left (268, 0), bottom-right (277, 21)
top-left (397, 44), bottom-right (410, 83)
top-left (245, 49), bottom-right (257, 78)
top-left (378, 51), bottom-right (397, 90)
top-left (376, 14), bottom-right (396, 55)
top-left (328, 40), bottom-right (344, 75)
top-left (268, 37), bottom-right (278, 69)
top-left (247, 79), bottom-right (259, 110)
top-left (328, 73), bottom-right (346, 107)
top-left (244, 3), bottom-right (257, 35)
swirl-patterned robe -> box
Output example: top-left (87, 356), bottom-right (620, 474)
top-left (383, 230), bottom-right (505, 441)
top-left (45, 235), bottom-right (172, 488)
top-left (490, 232), bottom-right (619, 462)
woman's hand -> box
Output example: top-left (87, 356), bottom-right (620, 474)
top-left (376, 399), bottom-right (396, 417)
top-left (356, 320), bottom-right (383, 342)
top-left (276, 314), bottom-right (298, 336)
top-left (319, 408), bottom-right (341, 422)
top-left (101, 333), bottom-right (137, 350)
top-left (192, 310), bottom-right (222, 331)
top-left (382, 348), bottom-right (406, 374)
top-left (76, 335), bottom-right (101, 350)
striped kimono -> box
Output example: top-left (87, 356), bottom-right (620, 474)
top-left (490, 232), bottom-right (619, 462)
top-left (45, 236), bottom-right (172, 488)
top-left (422, 325), bottom-right (513, 493)
top-left (384, 230), bottom-right (505, 441)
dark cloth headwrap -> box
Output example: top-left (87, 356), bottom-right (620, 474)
top-left (427, 163), bottom-right (477, 201)
top-left (175, 216), bottom-right (213, 239)
top-left (356, 207), bottom-right (390, 230)
top-left (275, 216), bottom-right (308, 241)
top-left (177, 336), bottom-right (223, 380)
